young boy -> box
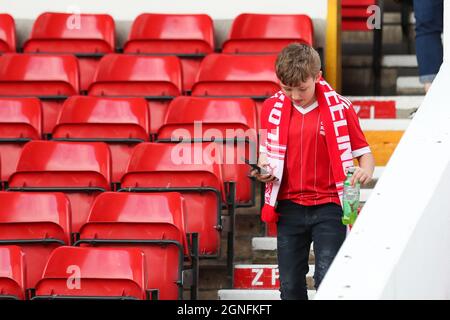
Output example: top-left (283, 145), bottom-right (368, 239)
top-left (251, 43), bottom-right (375, 300)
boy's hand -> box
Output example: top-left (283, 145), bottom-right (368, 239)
top-left (249, 153), bottom-right (278, 183)
top-left (350, 166), bottom-right (372, 186)
top-left (250, 165), bottom-right (278, 183)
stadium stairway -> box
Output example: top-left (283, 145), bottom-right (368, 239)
top-left (195, 96), bottom-right (420, 300)
top-left (201, 0), bottom-right (425, 300)
top-left (342, 0), bottom-right (423, 96)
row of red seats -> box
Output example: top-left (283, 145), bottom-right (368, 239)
top-left (0, 96), bottom-right (258, 207)
top-left (0, 12), bottom-right (313, 92)
top-left (0, 53), bottom-right (278, 135)
top-left (0, 191), bottom-right (194, 300)
top-left (0, 141), bottom-right (237, 282)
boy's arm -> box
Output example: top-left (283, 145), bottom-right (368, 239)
top-left (341, 98), bottom-right (376, 186)
top-left (351, 152), bottom-right (375, 187)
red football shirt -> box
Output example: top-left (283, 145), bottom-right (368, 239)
top-left (277, 100), bottom-right (371, 206)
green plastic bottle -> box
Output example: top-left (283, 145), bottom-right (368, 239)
top-left (342, 167), bottom-right (360, 225)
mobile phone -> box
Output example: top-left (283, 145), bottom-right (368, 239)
top-left (242, 157), bottom-right (269, 175)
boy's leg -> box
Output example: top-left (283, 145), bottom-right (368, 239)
top-left (413, 0), bottom-right (444, 86)
top-left (310, 203), bottom-right (346, 290)
top-left (276, 200), bottom-right (312, 300)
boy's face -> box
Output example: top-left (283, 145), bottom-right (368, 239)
top-left (279, 71), bottom-right (322, 107)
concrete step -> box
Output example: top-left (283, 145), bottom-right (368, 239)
top-left (373, 166), bottom-right (385, 180)
top-left (252, 237), bottom-right (315, 264)
top-left (198, 264), bottom-right (231, 290)
top-left (234, 264), bottom-right (315, 289)
top-left (383, 12), bottom-right (415, 25)
top-left (382, 54), bottom-right (417, 68)
top-left (343, 42), bottom-right (415, 56)
top-left (252, 237), bottom-right (279, 252)
top-left (342, 25), bottom-right (413, 45)
top-left (343, 54), bottom-right (418, 69)
top-left (253, 237), bottom-right (315, 252)
top-left (397, 76), bottom-right (425, 95)
top-left (342, 68), bottom-right (409, 96)
top-left (218, 289), bottom-right (316, 300)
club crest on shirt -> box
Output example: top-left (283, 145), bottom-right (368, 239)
top-left (320, 121), bottom-right (325, 136)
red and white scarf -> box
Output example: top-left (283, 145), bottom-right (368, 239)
top-left (260, 78), bottom-right (354, 223)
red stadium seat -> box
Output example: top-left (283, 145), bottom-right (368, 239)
top-left (124, 13), bottom-right (214, 92)
top-left (89, 54), bottom-right (182, 135)
top-left (157, 96), bottom-right (258, 206)
top-left (0, 192), bottom-right (71, 292)
top-left (0, 14), bottom-right (15, 52)
top-left (222, 13), bottom-right (314, 53)
top-left (120, 142), bottom-right (228, 257)
top-left (0, 53), bottom-right (79, 134)
top-left (23, 12), bottom-right (115, 92)
top-left (33, 246), bottom-right (147, 300)
top-left (78, 192), bottom-right (193, 300)
top-left (7, 141), bottom-right (111, 233)
top-left (52, 96), bottom-right (150, 184)
top-left (342, 0), bottom-right (377, 30)
top-left (191, 54), bottom-right (279, 127)
top-left (0, 246), bottom-right (26, 300)
top-left (0, 97), bottom-right (42, 182)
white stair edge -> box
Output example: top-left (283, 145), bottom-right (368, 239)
top-left (382, 55), bottom-right (418, 68)
top-left (373, 166), bottom-right (384, 179)
top-left (360, 119), bottom-right (410, 130)
top-left (347, 96), bottom-right (424, 110)
top-left (252, 237), bottom-right (277, 251)
top-left (253, 238), bottom-right (315, 251)
top-left (218, 289), bottom-right (316, 300)
top-left (361, 189), bottom-right (372, 202)
top-left (383, 12), bottom-right (415, 24)
top-left (235, 264), bottom-right (315, 278)
top-left (397, 76), bottom-right (424, 92)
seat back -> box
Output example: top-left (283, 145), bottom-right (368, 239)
top-left (8, 141), bottom-right (111, 232)
top-left (89, 54), bottom-right (182, 134)
top-left (0, 246), bottom-right (26, 299)
top-left (23, 12), bottom-right (116, 91)
top-left (24, 12), bottom-right (115, 53)
top-left (80, 192), bottom-right (187, 299)
top-left (0, 192), bottom-right (71, 290)
top-left (0, 14), bottom-right (15, 52)
top-left (0, 53), bottom-right (79, 95)
top-left (124, 13), bottom-right (214, 91)
top-left (53, 96), bottom-right (150, 182)
top-left (342, 0), bottom-right (378, 31)
top-left (192, 54), bottom-right (279, 96)
top-left (121, 142), bottom-right (224, 256)
top-left (125, 13), bottom-right (214, 53)
top-left (0, 97), bottom-right (42, 181)
top-left (35, 246), bottom-right (147, 299)
top-left (158, 96), bottom-right (258, 205)
top-left (223, 13), bottom-right (314, 53)
top-left (191, 54), bottom-right (279, 125)
top-left (0, 53), bottom-right (79, 134)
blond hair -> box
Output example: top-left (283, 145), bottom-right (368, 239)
top-left (275, 43), bottom-right (321, 86)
